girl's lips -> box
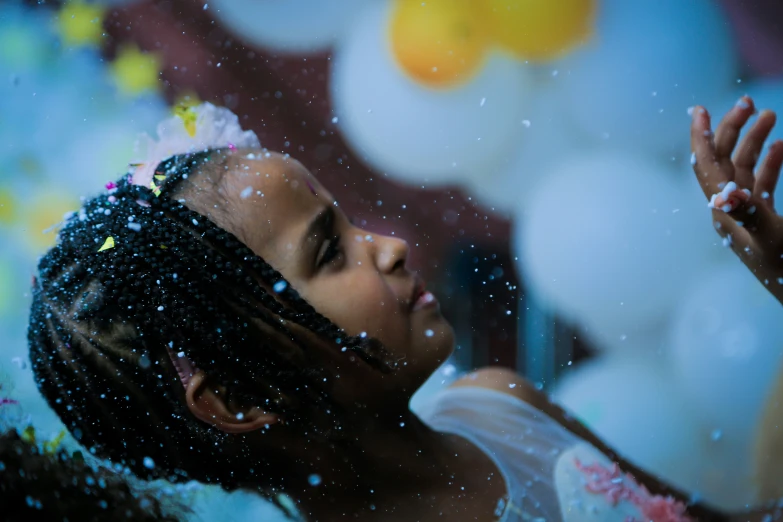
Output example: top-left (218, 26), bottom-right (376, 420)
top-left (412, 291), bottom-right (437, 311)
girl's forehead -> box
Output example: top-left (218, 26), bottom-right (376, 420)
top-left (218, 155), bottom-right (334, 251)
top-left (227, 154), bottom-right (329, 199)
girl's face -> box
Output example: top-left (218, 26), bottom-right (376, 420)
top-left (195, 151), bottom-right (454, 399)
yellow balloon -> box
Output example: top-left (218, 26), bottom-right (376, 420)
top-left (483, 0), bottom-right (595, 61)
top-left (390, 0), bottom-right (489, 88)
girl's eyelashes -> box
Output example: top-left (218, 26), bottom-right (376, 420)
top-left (315, 213), bottom-right (359, 270)
top-left (317, 234), bottom-right (343, 268)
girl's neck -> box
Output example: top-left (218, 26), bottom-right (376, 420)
top-left (295, 410), bottom-right (507, 521)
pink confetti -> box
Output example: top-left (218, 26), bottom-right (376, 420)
top-left (105, 181), bottom-right (117, 190)
top-left (228, 142), bottom-right (237, 151)
top-left (0, 398), bottom-right (18, 406)
top-left (108, 196), bottom-right (117, 203)
top-left (575, 459), bottom-right (693, 522)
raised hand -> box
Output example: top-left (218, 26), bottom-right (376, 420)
top-left (691, 96), bottom-right (783, 305)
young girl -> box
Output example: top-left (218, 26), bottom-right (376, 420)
top-left (27, 103), bottom-right (768, 522)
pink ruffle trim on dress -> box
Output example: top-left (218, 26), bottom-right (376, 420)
top-left (575, 459), bottom-right (694, 522)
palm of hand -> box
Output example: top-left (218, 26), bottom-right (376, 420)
top-left (691, 97), bottom-right (783, 293)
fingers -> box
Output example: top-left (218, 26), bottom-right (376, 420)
top-left (755, 139), bottom-right (783, 208)
top-left (691, 106), bottom-right (731, 200)
top-left (715, 96), bottom-right (757, 159)
top-left (708, 187), bottom-right (777, 242)
top-left (708, 182), bottom-right (751, 214)
top-left (709, 210), bottom-right (767, 272)
top-left (710, 209), bottom-right (745, 249)
top-left (724, 196), bottom-right (775, 233)
top-left (734, 110), bottom-right (777, 188)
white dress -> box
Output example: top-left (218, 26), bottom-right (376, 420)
top-left (414, 386), bottom-right (694, 522)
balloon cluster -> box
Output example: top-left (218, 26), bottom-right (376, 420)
top-left (390, 0), bottom-right (595, 88)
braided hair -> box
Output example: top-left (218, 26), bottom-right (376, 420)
top-left (28, 149), bottom-right (395, 495)
top-left (0, 428), bottom-right (182, 522)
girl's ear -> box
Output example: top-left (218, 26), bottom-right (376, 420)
top-left (184, 371), bottom-right (278, 434)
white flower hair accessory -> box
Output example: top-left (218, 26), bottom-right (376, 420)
top-left (129, 102), bottom-right (261, 189)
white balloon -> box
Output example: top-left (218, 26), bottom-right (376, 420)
top-left (557, 0), bottom-right (737, 157)
top-left (670, 262), bottom-right (783, 446)
top-left (462, 81), bottom-right (588, 216)
top-left (330, 1), bottom-right (532, 187)
top-left (210, 0), bottom-right (366, 54)
top-left (576, 320), bottom-right (668, 356)
top-left (552, 356), bottom-right (757, 509)
top-left (515, 150), bottom-right (713, 345)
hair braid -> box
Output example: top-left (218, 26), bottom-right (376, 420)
top-left (0, 428), bottom-right (182, 521)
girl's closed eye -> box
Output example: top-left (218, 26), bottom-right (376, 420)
top-left (318, 216), bottom-right (361, 268)
top-left (318, 234), bottom-right (344, 269)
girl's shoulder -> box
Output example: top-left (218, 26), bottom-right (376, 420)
top-left (450, 367), bottom-right (545, 406)
top-left (415, 366), bottom-right (568, 432)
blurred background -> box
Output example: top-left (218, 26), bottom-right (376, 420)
top-left (3, 0), bottom-right (783, 516)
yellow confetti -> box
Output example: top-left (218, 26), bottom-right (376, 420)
top-left (174, 105), bottom-right (198, 137)
top-left (154, 174), bottom-right (166, 181)
top-left (110, 44), bottom-right (162, 96)
top-left (55, 0), bottom-right (106, 48)
top-left (21, 425), bottom-right (36, 445)
top-left (149, 181), bottom-right (161, 197)
top-left (159, 244), bottom-right (168, 249)
top-left (98, 236), bottom-right (115, 252)
top-left (43, 430), bottom-right (67, 455)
